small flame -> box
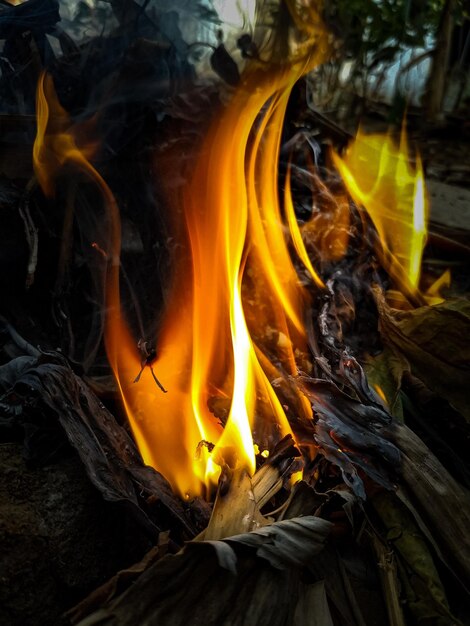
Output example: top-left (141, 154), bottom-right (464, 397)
top-left (332, 125), bottom-right (428, 296)
top-left (284, 164), bottom-right (325, 287)
top-left (425, 268), bottom-right (451, 304)
top-left (373, 384), bottom-right (388, 405)
top-left (35, 74), bottom-right (97, 196)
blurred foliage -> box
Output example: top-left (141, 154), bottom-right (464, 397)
top-left (311, 0), bottom-right (469, 117)
top-left (324, 0), bottom-right (464, 60)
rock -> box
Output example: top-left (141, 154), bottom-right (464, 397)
top-left (0, 443), bottom-right (151, 626)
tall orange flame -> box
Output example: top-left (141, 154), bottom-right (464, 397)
top-left (106, 27), bottom-right (329, 495)
top-left (34, 8), bottom-right (331, 499)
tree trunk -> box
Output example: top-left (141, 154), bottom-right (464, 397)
top-left (425, 0), bottom-right (456, 120)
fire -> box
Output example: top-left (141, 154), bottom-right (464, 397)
top-left (33, 71), bottom-right (122, 318)
top-left (32, 9), bottom-right (442, 505)
top-left (284, 164), bottom-right (326, 288)
top-left (32, 8), bottom-right (352, 501)
top-left (332, 125), bottom-right (428, 297)
top-left (105, 16), bottom-right (329, 495)
top-left (108, 66), bottom-right (329, 498)
top-left (32, 26), bottom-right (439, 504)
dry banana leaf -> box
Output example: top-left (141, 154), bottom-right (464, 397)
top-left (388, 421), bottom-right (470, 588)
top-left (201, 515), bottom-right (332, 573)
top-left (374, 291), bottom-right (470, 421)
top-left (293, 581), bottom-right (334, 626)
top-left (372, 491), bottom-right (460, 624)
top-left (364, 345), bottom-right (409, 420)
top-left (76, 516), bottom-right (333, 626)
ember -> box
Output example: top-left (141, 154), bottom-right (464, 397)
top-left (1, 0), bottom-right (469, 625)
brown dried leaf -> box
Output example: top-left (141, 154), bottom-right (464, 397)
top-left (373, 491), bottom-right (460, 625)
top-left (76, 518), bottom-right (333, 626)
top-left (365, 345), bottom-right (409, 420)
top-left (218, 515), bottom-right (332, 571)
top-left (374, 290), bottom-right (470, 421)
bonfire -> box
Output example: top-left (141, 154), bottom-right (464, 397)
top-left (1, 1), bottom-right (469, 625)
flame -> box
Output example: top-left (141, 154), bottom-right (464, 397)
top-left (33, 73), bottom-right (155, 484)
top-left (33, 71), bottom-right (121, 308)
top-left (373, 384), bottom-right (388, 405)
top-left (285, 163), bottom-right (325, 287)
top-left (34, 74), bottom-right (98, 197)
top-left (34, 8), bottom-right (330, 499)
top-left (332, 125), bottom-right (428, 297)
top-left (107, 17), bottom-right (329, 496)
top-left (425, 268), bottom-right (451, 304)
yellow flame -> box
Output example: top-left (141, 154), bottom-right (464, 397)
top-left (33, 74), bottom-right (182, 488)
top-left (332, 124), bottom-right (428, 296)
top-left (33, 72), bottom-right (120, 307)
top-left (373, 384), bottom-right (388, 405)
top-left (284, 164), bottom-right (325, 287)
top-left (425, 268), bottom-right (451, 304)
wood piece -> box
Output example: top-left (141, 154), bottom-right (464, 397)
top-left (202, 435), bottom-right (300, 540)
top-left (371, 534), bottom-right (406, 626)
top-left (251, 462), bottom-right (285, 509)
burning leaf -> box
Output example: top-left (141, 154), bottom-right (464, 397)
top-left (365, 345), bottom-right (410, 420)
top-left (374, 290), bottom-right (470, 422)
top-left (298, 377), bottom-right (400, 498)
top-left (2, 352), bottom-right (208, 538)
top-left (332, 125), bottom-right (427, 300)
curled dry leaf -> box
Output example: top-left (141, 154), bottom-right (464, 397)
top-left (197, 515), bottom-right (332, 573)
top-left (2, 352), bottom-right (209, 538)
top-left (75, 516), bottom-right (333, 626)
top-left (373, 288), bottom-right (470, 421)
top-left (372, 491), bottom-right (460, 625)
top-left (298, 376), bottom-right (400, 498)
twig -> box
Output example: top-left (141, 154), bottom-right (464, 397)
top-left (371, 533), bottom-right (406, 626)
top-left (0, 315), bottom-right (40, 357)
top-left (18, 177), bottom-right (39, 289)
top-left (133, 339), bottom-right (167, 393)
